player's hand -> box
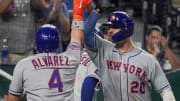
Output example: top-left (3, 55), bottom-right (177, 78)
top-left (73, 0), bottom-right (92, 20)
top-left (94, 1), bottom-right (105, 13)
top-left (161, 36), bottom-right (169, 50)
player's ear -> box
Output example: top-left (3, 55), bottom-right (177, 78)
top-left (145, 35), bottom-right (149, 41)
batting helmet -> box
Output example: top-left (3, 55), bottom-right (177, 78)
top-left (36, 24), bottom-right (59, 52)
top-left (103, 11), bottom-right (134, 42)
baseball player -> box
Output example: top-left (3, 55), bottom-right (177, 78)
top-left (84, 11), bottom-right (176, 101)
top-left (7, 0), bottom-right (92, 100)
top-left (74, 50), bottom-right (101, 101)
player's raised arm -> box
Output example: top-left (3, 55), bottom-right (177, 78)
top-left (71, 0), bottom-right (92, 47)
top-left (84, 8), bottom-right (101, 49)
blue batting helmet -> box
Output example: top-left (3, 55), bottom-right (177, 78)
top-left (36, 24), bottom-right (59, 52)
top-left (103, 11), bottom-right (134, 42)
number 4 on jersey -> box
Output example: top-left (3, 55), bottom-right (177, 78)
top-left (48, 69), bottom-right (63, 92)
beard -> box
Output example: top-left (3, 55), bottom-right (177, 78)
top-left (114, 39), bottom-right (127, 48)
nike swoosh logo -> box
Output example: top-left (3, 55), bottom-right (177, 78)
top-left (78, 0), bottom-right (82, 8)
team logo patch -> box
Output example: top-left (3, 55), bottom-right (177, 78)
top-left (110, 14), bottom-right (115, 21)
top-left (69, 45), bottom-right (80, 51)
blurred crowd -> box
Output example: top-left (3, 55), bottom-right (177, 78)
top-left (0, 0), bottom-right (178, 68)
top-left (0, 0), bottom-right (180, 101)
top-left (0, 0), bottom-right (95, 65)
top-left (0, 0), bottom-right (180, 70)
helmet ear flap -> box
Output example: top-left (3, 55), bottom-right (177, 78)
top-left (124, 26), bottom-right (129, 34)
top-left (112, 28), bottom-right (128, 42)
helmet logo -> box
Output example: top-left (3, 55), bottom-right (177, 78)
top-left (110, 14), bottom-right (115, 21)
top-left (36, 24), bottom-right (59, 52)
top-left (41, 34), bottom-right (49, 40)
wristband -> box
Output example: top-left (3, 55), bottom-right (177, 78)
top-left (72, 20), bottom-right (84, 30)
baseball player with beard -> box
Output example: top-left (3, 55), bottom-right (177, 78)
top-left (84, 10), bottom-right (176, 101)
top-left (7, 0), bottom-right (92, 100)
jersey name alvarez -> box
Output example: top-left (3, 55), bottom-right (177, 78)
top-left (107, 60), bottom-right (146, 81)
top-left (31, 56), bottom-right (70, 69)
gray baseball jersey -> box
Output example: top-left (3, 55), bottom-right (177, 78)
top-left (86, 35), bottom-right (170, 101)
top-left (74, 51), bottom-right (101, 101)
top-left (9, 42), bottom-right (81, 101)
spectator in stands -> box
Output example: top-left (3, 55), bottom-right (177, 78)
top-left (0, 0), bottom-right (35, 64)
top-left (145, 25), bottom-right (180, 71)
top-left (0, 0), bottom-right (14, 14)
top-left (31, 0), bottom-right (70, 52)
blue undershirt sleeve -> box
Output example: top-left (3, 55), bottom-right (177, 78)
top-left (84, 11), bottom-right (100, 49)
top-left (81, 77), bottom-right (99, 101)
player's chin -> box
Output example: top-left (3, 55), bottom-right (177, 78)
top-left (115, 40), bottom-right (126, 48)
top-left (109, 38), bottom-right (113, 42)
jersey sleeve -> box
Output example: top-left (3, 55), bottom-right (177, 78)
top-left (84, 10), bottom-right (101, 50)
top-left (74, 54), bottom-right (101, 101)
top-left (148, 56), bottom-right (170, 92)
top-left (75, 55), bottom-right (101, 89)
top-left (86, 62), bottom-right (101, 80)
top-left (66, 42), bottom-right (81, 60)
top-left (85, 34), bottom-right (105, 59)
top-left (8, 61), bottom-right (24, 95)
top-left (86, 64), bottom-right (101, 92)
top-left (80, 64), bottom-right (101, 101)
top-left (81, 77), bottom-right (99, 101)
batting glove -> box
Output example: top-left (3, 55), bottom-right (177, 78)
top-left (73, 0), bottom-right (92, 20)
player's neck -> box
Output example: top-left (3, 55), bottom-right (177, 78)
top-left (115, 38), bottom-right (135, 53)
